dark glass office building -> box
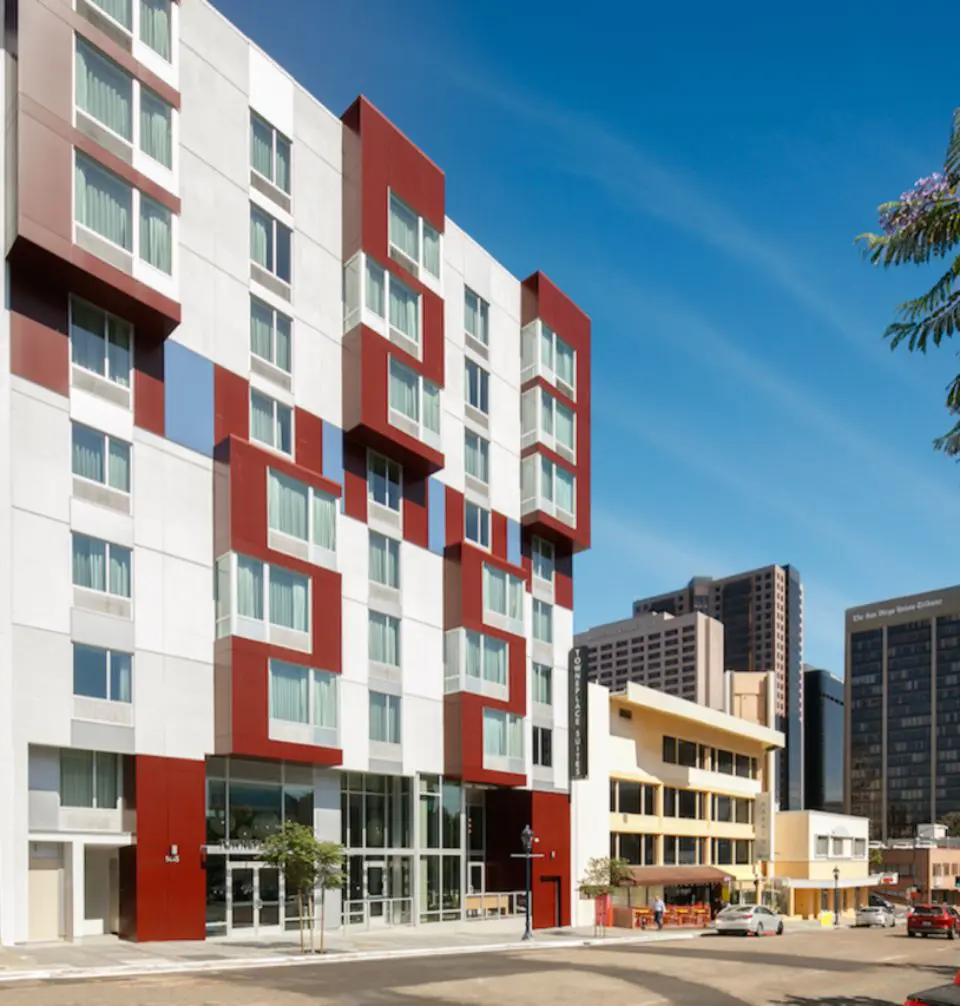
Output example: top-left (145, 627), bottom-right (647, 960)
top-left (845, 586), bottom-right (960, 841)
top-left (804, 668), bottom-right (844, 812)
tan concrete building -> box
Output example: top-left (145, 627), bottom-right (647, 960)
top-left (725, 670), bottom-right (777, 729)
top-left (877, 845), bottom-right (960, 906)
top-left (576, 610), bottom-right (725, 709)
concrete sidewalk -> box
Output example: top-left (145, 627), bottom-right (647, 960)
top-left (0, 918), bottom-right (723, 983)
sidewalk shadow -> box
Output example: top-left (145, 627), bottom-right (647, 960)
top-left (773, 998), bottom-right (899, 1006)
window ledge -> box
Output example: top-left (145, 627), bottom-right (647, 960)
top-left (482, 754), bottom-right (524, 776)
top-left (268, 718), bottom-right (338, 749)
top-left (73, 695), bottom-right (134, 727)
top-left (368, 501), bottom-right (402, 536)
top-left (483, 610), bottom-right (524, 637)
top-left (71, 365), bottom-right (132, 411)
top-left (73, 588), bottom-right (132, 620)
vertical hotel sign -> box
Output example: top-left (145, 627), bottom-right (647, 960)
top-left (568, 645), bottom-right (589, 780)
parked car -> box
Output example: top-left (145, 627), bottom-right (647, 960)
top-left (907, 904), bottom-right (960, 939)
top-left (870, 893), bottom-right (896, 911)
top-left (856, 904), bottom-right (897, 928)
top-left (714, 903), bottom-right (784, 936)
top-left (902, 969), bottom-right (960, 1005)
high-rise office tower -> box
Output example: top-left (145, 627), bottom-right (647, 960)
top-left (845, 586), bottom-right (960, 841)
top-left (803, 667), bottom-right (844, 813)
top-left (633, 565), bottom-right (805, 809)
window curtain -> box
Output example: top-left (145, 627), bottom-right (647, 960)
top-left (365, 259), bottom-right (385, 316)
top-left (76, 40), bottom-right (132, 140)
top-left (70, 301), bottom-right (107, 376)
top-left (140, 87), bottom-right (172, 168)
top-left (389, 280), bottom-right (419, 342)
top-left (95, 752), bottom-right (119, 809)
top-left (507, 577), bottom-right (523, 622)
top-left (250, 391), bottom-right (274, 446)
top-left (74, 644), bottom-right (107, 699)
top-left (237, 556), bottom-right (264, 619)
top-left (540, 456), bottom-right (554, 502)
top-left (533, 541), bottom-right (554, 582)
top-left (423, 383), bottom-right (440, 434)
top-left (369, 612), bottom-right (399, 666)
top-left (312, 493), bottom-right (336, 551)
top-left (274, 314), bottom-right (292, 372)
top-left (109, 545), bottom-right (131, 597)
top-left (507, 715), bottom-right (523, 759)
top-left (110, 652), bottom-right (133, 702)
top-left (369, 535), bottom-right (397, 588)
top-left (107, 318), bottom-right (132, 386)
top-left (370, 692), bottom-right (388, 741)
top-left (75, 155), bottom-right (132, 251)
top-left (275, 403), bottom-right (292, 455)
top-left (534, 601), bottom-right (553, 643)
top-left (483, 567), bottom-right (506, 615)
top-left (483, 638), bottom-right (506, 685)
top-left (250, 298), bottom-right (273, 360)
top-left (268, 470), bottom-right (308, 539)
top-left (465, 632), bottom-right (481, 679)
top-left (108, 439), bottom-right (130, 492)
top-left (250, 115), bottom-right (273, 180)
top-left (269, 567), bottom-right (309, 631)
top-left (72, 425), bottom-right (105, 482)
top-left (275, 224), bottom-right (292, 283)
top-left (540, 389), bottom-right (554, 435)
top-left (520, 391), bottom-right (536, 437)
top-left (464, 290), bottom-right (478, 340)
top-left (556, 468), bottom-right (575, 514)
top-left (314, 671), bottom-right (337, 728)
top-left (423, 223), bottom-right (440, 278)
top-left (140, 196), bottom-right (172, 273)
top-left (556, 339), bottom-right (575, 385)
top-left (275, 135), bottom-right (291, 193)
top-left (270, 661), bottom-right (307, 722)
top-left (60, 750), bottom-right (95, 808)
top-left (73, 534), bottom-right (106, 591)
top-left (534, 665), bottom-right (552, 705)
top-left (385, 696), bottom-right (400, 744)
top-left (540, 324), bottom-right (555, 370)
top-left (139, 0), bottom-right (171, 60)
top-left (250, 207), bottom-right (272, 269)
top-left (483, 711), bottom-right (504, 757)
top-left (465, 433), bottom-right (488, 483)
top-left (556, 404), bottom-right (574, 450)
top-left (389, 196), bottom-right (418, 260)
top-left (389, 360), bottom-right (419, 421)
top-left (92, 0), bottom-right (132, 28)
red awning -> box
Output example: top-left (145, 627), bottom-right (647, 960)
top-left (623, 866), bottom-right (732, 887)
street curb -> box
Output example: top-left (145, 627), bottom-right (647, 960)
top-left (0, 928), bottom-right (710, 984)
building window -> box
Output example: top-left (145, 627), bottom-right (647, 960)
top-left (267, 469), bottom-right (336, 552)
top-left (464, 287), bottom-right (489, 345)
top-left (370, 692), bottom-right (401, 744)
top-left (533, 599), bottom-right (553, 644)
top-left (368, 453), bottom-right (402, 512)
top-left (464, 430), bottom-right (490, 484)
top-left (369, 532), bottom-right (400, 589)
top-left (464, 502), bottom-right (490, 548)
top-left (482, 709), bottom-right (523, 759)
top-left (854, 838), bottom-right (867, 858)
top-left (815, 836), bottom-right (829, 857)
top-left (388, 358), bottom-right (440, 438)
top-left (464, 359), bottom-right (489, 414)
top-left (88, 0), bottom-right (172, 62)
top-left (465, 631), bottom-right (507, 687)
top-left (60, 749), bottom-right (119, 809)
top-left (482, 565), bottom-right (524, 628)
top-left (532, 537), bottom-right (555, 583)
top-left (533, 726), bottom-right (553, 768)
top-left (72, 533), bottom-right (131, 598)
top-left (73, 644), bottom-right (132, 702)
top-left (269, 660), bottom-right (337, 728)
top-left (250, 111), bottom-right (291, 193)
top-left (539, 388), bottom-right (575, 453)
top-left (832, 837), bottom-right (845, 857)
top-left (388, 191), bottom-right (440, 280)
top-left (72, 424), bottom-right (131, 493)
top-left (388, 272), bottom-right (421, 345)
top-left (250, 390), bottom-right (293, 456)
top-left (369, 611), bottom-right (400, 667)
top-left (70, 298), bottom-right (132, 389)
top-left (75, 38), bottom-right (173, 168)
top-left (525, 322), bottom-right (575, 392)
top-left (532, 663), bottom-right (552, 705)
top-left (74, 153), bottom-right (172, 274)
top-left (250, 204), bottom-right (292, 284)
top-left (250, 298), bottom-right (292, 373)
top-left (232, 555), bottom-right (310, 633)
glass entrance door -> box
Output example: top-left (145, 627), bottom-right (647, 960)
top-left (227, 863), bottom-right (284, 935)
top-left (366, 860), bottom-right (386, 925)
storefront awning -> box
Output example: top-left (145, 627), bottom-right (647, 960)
top-left (622, 866), bottom-right (733, 887)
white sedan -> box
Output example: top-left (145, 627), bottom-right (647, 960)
top-left (714, 904), bottom-right (784, 936)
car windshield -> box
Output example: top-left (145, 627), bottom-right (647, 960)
top-left (721, 905), bottom-right (752, 914)
top-left (913, 906), bottom-right (942, 916)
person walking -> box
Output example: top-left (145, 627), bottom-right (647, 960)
top-left (653, 895), bottom-right (665, 930)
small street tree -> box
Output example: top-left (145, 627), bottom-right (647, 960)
top-left (261, 822), bottom-right (345, 954)
top-left (940, 812), bottom-right (960, 838)
top-left (578, 856), bottom-right (630, 937)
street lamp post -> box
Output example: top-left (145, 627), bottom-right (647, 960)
top-left (521, 825), bottom-right (534, 940)
top-left (833, 867), bottom-right (840, 927)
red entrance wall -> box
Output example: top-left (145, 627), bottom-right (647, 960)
top-left (118, 755), bottom-right (206, 941)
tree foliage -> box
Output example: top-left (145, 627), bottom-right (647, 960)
top-left (940, 811), bottom-right (960, 839)
top-left (261, 822), bottom-right (345, 953)
top-left (579, 856), bottom-right (631, 897)
top-left (857, 108), bottom-right (960, 457)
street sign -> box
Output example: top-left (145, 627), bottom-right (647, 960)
top-left (568, 646), bottom-right (590, 780)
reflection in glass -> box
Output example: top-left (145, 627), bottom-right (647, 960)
top-left (228, 782), bottom-right (282, 842)
top-left (206, 779), bottom-right (227, 845)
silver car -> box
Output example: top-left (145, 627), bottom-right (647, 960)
top-left (855, 905), bottom-right (896, 928)
top-left (714, 903), bottom-right (784, 936)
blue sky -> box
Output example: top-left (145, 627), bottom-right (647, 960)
top-left (213, 0), bottom-right (960, 674)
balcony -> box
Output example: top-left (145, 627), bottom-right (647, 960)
top-left (344, 251), bottom-right (422, 361)
top-left (521, 453), bottom-right (576, 529)
top-left (520, 320), bottom-right (576, 401)
top-left (482, 709), bottom-right (525, 777)
top-left (521, 386), bottom-right (576, 465)
top-left (444, 629), bottom-right (509, 703)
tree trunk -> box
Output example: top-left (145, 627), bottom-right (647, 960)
top-left (297, 891), bottom-right (304, 954)
top-left (320, 888), bottom-right (326, 955)
top-left (309, 892), bottom-right (316, 954)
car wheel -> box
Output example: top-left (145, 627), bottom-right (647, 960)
top-left (950, 929), bottom-right (956, 941)
top-left (908, 930), bottom-right (916, 937)
top-left (755, 922), bottom-right (764, 937)
top-left (777, 922), bottom-right (784, 935)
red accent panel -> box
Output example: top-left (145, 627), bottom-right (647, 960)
top-left (226, 639), bottom-right (343, 765)
top-left (342, 438), bottom-right (368, 523)
top-left (491, 512), bottom-right (508, 561)
top-left (555, 544), bottom-right (574, 610)
top-left (295, 408), bottom-right (324, 478)
top-left (402, 475), bottom-right (428, 550)
top-left (531, 791), bottom-right (572, 928)
top-left (445, 485), bottom-right (464, 548)
top-left (9, 271), bottom-right (69, 395)
top-left (444, 693), bottom-right (526, 787)
top-left (214, 365), bottom-right (249, 445)
top-left (120, 756), bottom-right (205, 942)
top-left (134, 334), bottom-right (164, 436)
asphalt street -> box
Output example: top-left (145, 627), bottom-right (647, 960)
top-left (2, 926), bottom-right (959, 1005)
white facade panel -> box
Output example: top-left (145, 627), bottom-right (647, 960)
top-left (294, 235), bottom-right (342, 349)
top-left (68, 387), bottom-right (134, 446)
top-left (159, 656), bottom-right (214, 760)
top-left (131, 548), bottom-right (164, 656)
top-left (292, 322), bottom-right (342, 427)
top-left (400, 546), bottom-right (442, 629)
top-left (340, 597), bottom-right (369, 687)
top-left (248, 47), bottom-right (294, 138)
top-left (339, 679), bottom-right (370, 771)
top-left (12, 627), bottom-right (73, 749)
top-left (401, 619), bottom-right (442, 702)
top-left (173, 247), bottom-right (218, 361)
top-left (12, 510), bottom-right (71, 634)
top-left (401, 695), bottom-right (443, 776)
top-left (11, 387), bottom-right (70, 523)
top-left (161, 556), bottom-right (215, 664)
top-left (292, 89), bottom-right (342, 176)
top-left (292, 143), bottom-right (341, 262)
top-left (338, 517), bottom-right (369, 606)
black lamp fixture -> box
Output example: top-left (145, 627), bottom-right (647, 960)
top-left (521, 825), bottom-right (534, 940)
top-left (833, 866), bottom-right (840, 927)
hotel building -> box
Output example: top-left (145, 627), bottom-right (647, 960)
top-left (0, 0), bottom-right (591, 942)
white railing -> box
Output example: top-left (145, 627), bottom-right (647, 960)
top-left (342, 898), bottom-right (413, 928)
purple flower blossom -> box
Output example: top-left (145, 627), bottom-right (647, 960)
top-left (879, 171), bottom-right (954, 235)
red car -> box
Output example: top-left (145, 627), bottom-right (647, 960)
top-left (907, 904), bottom-right (960, 940)
top-left (903, 969), bottom-right (960, 1005)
